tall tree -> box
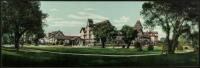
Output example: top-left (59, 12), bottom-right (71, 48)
top-left (183, 31), bottom-right (199, 52)
top-left (0, 1), bottom-right (4, 66)
top-left (93, 20), bottom-right (116, 48)
top-left (2, 0), bottom-right (47, 51)
top-left (141, 1), bottom-right (172, 54)
top-left (141, 1), bottom-right (198, 54)
top-left (121, 25), bottom-right (138, 48)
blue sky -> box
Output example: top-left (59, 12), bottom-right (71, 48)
top-left (40, 1), bottom-right (166, 39)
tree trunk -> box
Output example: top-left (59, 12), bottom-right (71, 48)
top-left (14, 33), bottom-right (19, 51)
top-left (35, 40), bottom-right (39, 46)
top-left (21, 40), bottom-right (24, 48)
top-left (14, 22), bottom-right (20, 51)
top-left (14, 36), bottom-right (20, 51)
top-left (101, 38), bottom-right (106, 48)
top-left (127, 43), bottom-right (131, 48)
top-left (0, 14), bottom-right (2, 66)
top-left (169, 34), bottom-right (179, 54)
top-left (166, 29), bottom-right (171, 54)
top-left (102, 41), bottom-right (105, 48)
top-left (167, 40), bottom-right (173, 54)
top-left (122, 44), bottom-right (125, 48)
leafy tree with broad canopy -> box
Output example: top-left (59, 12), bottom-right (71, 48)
top-left (141, 0), bottom-right (199, 54)
top-left (1, 0), bottom-right (47, 51)
top-left (120, 25), bottom-right (138, 48)
top-left (93, 20), bottom-right (117, 48)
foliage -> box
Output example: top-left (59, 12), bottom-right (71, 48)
top-left (182, 31), bottom-right (199, 52)
top-left (177, 35), bottom-right (188, 50)
top-left (133, 42), bottom-right (143, 51)
top-left (120, 25), bottom-right (138, 48)
top-left (1, 0), bottom-right (47, 51)
top-left (93, 20), bottom-right (117, 48)
top-left (141, 1), bottom-right (199, 54)
top-left (148, 44), bottom-right (154, 51)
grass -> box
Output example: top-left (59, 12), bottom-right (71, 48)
top-left (2, 46), bottom-right (199, 67)
top-left (21, 45), bottom-right (162, 55)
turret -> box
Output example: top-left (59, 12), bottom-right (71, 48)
top-left (87, 19), bottom-right (93, 27)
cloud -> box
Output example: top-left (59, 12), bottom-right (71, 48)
top-left (49, 20), bottom-right (84, 27)
top-left (84, 8), bottom-right (96, 11)
top-left (112, 16), bottom-right (130, 29)
top-left (46, 16), bottom-right (64, 22)
top-left (77, 12), bottom-right (90, 16)
top-left (113, 16), bottom-right (130, 23)
top-left (45, 8), bottom-right (109, 36)
top-left (67, 11), bottom-right (108, 22)
top-left (49, 8), bottom-right (59, 12)
top-left (67, 14), bottom-right (85, 20)
top-left (89, 13), bottom-right (108, 20)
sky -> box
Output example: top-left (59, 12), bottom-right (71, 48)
top-left (40, 1), bottom-right (166, 40)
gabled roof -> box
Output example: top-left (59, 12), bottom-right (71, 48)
top-left (48, 30), bottom-right (65, 39)
top-left (134, 20), bottom-right (143, 28)
top-left (133, 20), bottom-right (144, 34)
top-left (80, 27), bottom-right (86, 33)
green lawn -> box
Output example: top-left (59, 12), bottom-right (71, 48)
top-left (2, 46), bottom-right (199, 67)
top-left (21, 45), bottom-right (162, 55)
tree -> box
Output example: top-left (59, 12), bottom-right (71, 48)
top-left (141, 1), bottom-right (198, 54)
top-left (121, 25), bottom-right (138, 48)
top-left (190, 32), bottom-right (199, 52)
top-left (1, 0), bottom-right (47, 51)
top-left (141, 2), bottom-right (172, 54)
top-left (33, 27), bottom-right (46, 46)
top-left (0, 1), bottom-right (3, 66)
top-left (177, 35), bottom-right (188, 50)
top-left (93, 20), bottom-right (116, 48)
top-left (183, 31), bottom-right (199, 52)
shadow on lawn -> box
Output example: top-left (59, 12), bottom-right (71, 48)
top-left (2, 47), bottom-right (199, 67)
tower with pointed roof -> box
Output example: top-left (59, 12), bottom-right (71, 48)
top-left (133, 20), bottom-right (144, 44)
top-left (134, 20), bottom-right (143, 33)
top-left (133, 20), bottom-right (158, 45)
top-left (87, 19), bottom-right (94, 27)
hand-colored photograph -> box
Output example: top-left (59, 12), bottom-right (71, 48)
top-left (1, 0), bottom-right (199, 68)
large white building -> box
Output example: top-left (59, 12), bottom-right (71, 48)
top-left (79, 19), bottom-right (159, 46)
top-left (40, 19), bottom-right (158, 46)
top-left (134, 20), bottom-right (158, 45)
top-left (80, 19), bottom-right (95, 45)
top-left (80, 19), bottom-right (113, 45)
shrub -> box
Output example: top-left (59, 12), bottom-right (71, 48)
top-left (148, 44), bottom-right (154, 51)
top-left (177, 45), bottom-right (184, 50)
top-left (184, 47), bottom-right (188, 49)
top-left (134, 42), bottom-right (143, 51)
